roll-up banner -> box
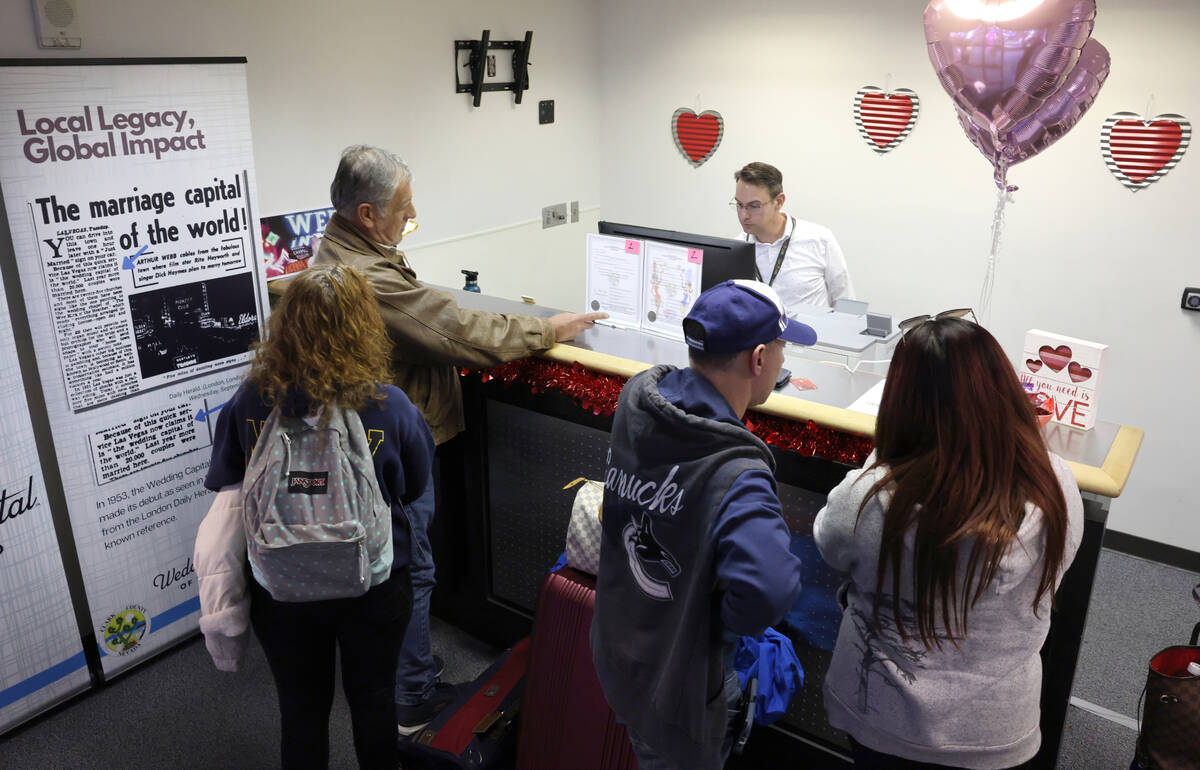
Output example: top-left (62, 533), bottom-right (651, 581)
top-left (0, 59), bottom-right (267, 682)
top-left (0, 252), bottom-right (88, 733)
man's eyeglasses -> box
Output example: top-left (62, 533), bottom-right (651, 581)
top-left (729, 198), bottom-right (770, 212)
top-left (898, 308), bottom-right (976, 333)
top-left (402, 220), bottom-right (418, 237)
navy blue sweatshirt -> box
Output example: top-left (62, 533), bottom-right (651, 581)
top-left (204, 382), bottom-right (435, 572)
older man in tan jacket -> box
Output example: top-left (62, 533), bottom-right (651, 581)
top-left (312, 144), bottom-right (604, 735)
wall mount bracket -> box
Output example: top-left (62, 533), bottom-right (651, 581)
top-left (454, 30), bottom-right (532, 107)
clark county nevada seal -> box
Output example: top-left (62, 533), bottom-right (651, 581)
top-left (101, 605), bottom-right (149, 656)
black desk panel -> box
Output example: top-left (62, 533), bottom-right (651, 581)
top-left (430, 373), bottom-right (1108, 769)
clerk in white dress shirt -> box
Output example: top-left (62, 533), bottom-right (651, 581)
top-left (732, 161), bottom-right (854, 309)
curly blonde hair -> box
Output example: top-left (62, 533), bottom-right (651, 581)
top-left (248, 264), bottom-right (392, 418)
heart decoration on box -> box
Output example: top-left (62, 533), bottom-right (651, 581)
top-left (1035, 344), bottom-right (1094, 382)
top-left (1068, 362), bottom-right (1093, 383)
top-left (671, 108), bottom-right (723, 168)
top-left (1100, 112), bottom-right (1191, 192)
top-left (1038, 345), bottom-right (1072, 373)
top-left (853, 87), bottom-right (920, 154)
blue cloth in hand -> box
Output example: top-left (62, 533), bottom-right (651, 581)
top-left (734, 628), bottom-right (804, 725)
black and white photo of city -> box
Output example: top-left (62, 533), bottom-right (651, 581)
top-left (129, 273), bottom-right (259, 378)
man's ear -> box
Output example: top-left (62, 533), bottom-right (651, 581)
top-left (355, 201), bottom-right (375, 229)
top-left (775, 192), bottom-right (786, 210)
top-left (747, 344), bottom-right (767, 376)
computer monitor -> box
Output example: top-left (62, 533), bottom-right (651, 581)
top-left (597, 221), bottom-right (757, 292)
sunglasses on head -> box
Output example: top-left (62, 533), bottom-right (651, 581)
top-left (898, 308), bottom-right (977, 334)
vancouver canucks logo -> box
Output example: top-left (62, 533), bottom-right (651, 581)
top-left (622, 512), bottom-right (681, 601)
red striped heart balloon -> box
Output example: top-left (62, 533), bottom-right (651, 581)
top-left (1100, 112), bottom-right (1191, 192)
top-left (671, 108), bottom-right (723, 168)
top-left (853, 87), bottom-right (920, 154)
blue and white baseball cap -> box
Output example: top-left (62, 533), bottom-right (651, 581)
top-left (682, 279), bottom-right (817, 353)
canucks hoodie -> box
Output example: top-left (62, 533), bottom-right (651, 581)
top-left (591, 365), bottom-right (802, 770)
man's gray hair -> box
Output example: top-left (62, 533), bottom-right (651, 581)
top-left (330, 145), bottom-right (412, 219)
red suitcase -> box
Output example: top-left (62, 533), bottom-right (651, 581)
top-left (516, 566), bottom-right (639, 770)
top-left (398, 638), bottom-right (529, 769)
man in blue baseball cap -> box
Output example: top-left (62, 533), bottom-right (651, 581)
top-left (592, 279), bottom-right (811, 770)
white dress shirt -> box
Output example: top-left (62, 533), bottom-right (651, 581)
top-left (738, 212), bottom-right (854, 309)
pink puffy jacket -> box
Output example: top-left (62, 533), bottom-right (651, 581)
top-left (193, 486), bottom-right (249, 671)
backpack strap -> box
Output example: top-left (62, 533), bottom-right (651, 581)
top-left (243, 406), bottom-right (282, 534)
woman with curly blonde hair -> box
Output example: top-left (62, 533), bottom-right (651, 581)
top-left (204, 264), bottom-right (434, 769)
top-left (246, 262), bottom-right (395, 420)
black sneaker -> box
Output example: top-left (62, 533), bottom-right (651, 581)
top-left (396, 683), bottom-right (459, 737)
top-left (433, 654), bottom-right (445, 681)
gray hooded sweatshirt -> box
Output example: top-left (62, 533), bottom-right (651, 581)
top-left (813, 452), bottom-right (1083, 769)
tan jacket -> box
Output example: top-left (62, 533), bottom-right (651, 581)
top-left (313, 214), bottom-right (556, 444)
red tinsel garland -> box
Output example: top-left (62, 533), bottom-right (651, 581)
top-left (463, 359), bottom-right (873, 466)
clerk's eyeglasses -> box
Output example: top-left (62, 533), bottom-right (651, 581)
top-left (402, 220), bottom-right (418, 237)
top-left (729, 198), bottom-right (770, 212)
top-left (898, 308), bottom-right (976, 334)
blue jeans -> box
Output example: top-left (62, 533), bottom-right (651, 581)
top-left (626, 670), bottom-right (743, 770)
top-left (394, 464), bottom-right (437, 706)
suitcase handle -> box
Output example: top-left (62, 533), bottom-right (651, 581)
top-left (1189, 585), bottom-right (1198, 645)
top-left (473, 701), bottom-right (520, 737)
top-left (473, 709), bottom-right (502, 735)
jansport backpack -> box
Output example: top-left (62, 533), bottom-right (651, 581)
top-left (242, 405), bottom-right (392, 602)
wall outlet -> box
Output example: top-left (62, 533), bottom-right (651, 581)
top-left (570, 200), bottom-right (579, 223)
top-left (541, 202), bottom-right (568, 229)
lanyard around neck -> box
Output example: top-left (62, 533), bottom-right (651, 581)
top-left (752, 216), bottom-right (795, 286)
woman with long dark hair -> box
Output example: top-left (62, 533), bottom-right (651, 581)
top-left (814, 315), bottom-right (1083, 770)
top-left (203, 264), bottom-right (434, 769)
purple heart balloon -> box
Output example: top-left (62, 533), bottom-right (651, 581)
top-left (956, 38), bottom-right (1110, 188)
top-left (925, 0), bottom-right (1111, 189)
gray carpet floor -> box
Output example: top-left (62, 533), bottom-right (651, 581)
top-left (0, 616), bottom-right (500, 769)
top-left (1056, 549), bottom-right (1200, 769)
top-left (0, 548), bottom-right (1195, 768)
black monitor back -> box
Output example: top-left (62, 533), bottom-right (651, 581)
top-left (597, 221), bottom-right (756, 292)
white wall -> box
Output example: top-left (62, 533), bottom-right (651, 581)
top-left (596, 0), bottom-right (1200, 551)
top-left (0, 0), bottom-right (603, 302)
top-left (2, 0), bottom-right (1196, 551)
top-left (405, 206), bottom-right (599, 306)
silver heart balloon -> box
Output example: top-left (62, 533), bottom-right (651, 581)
top-left (925, 0), bottom-right (1110, 188)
